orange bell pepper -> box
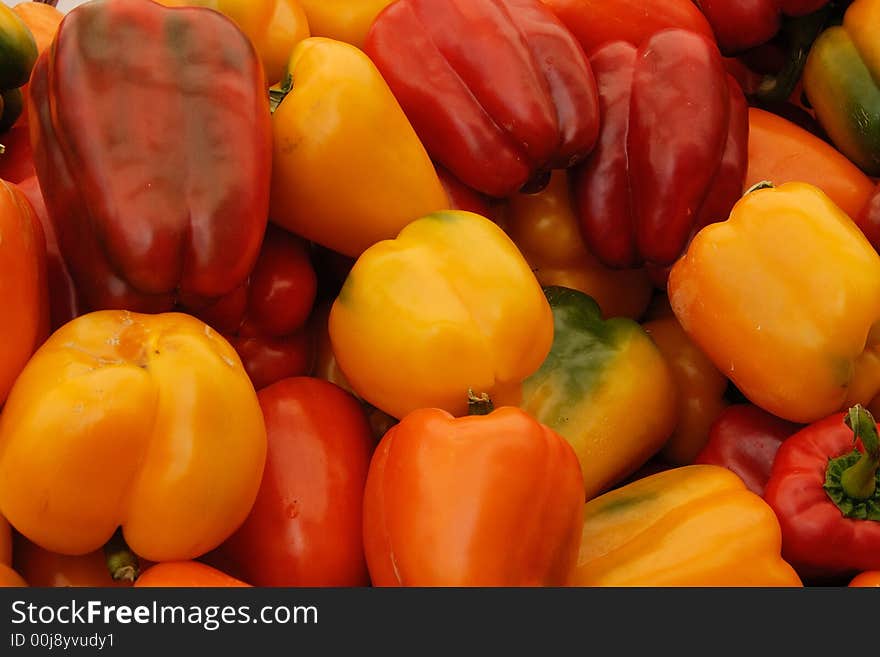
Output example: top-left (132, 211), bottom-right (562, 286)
top-left (669, 182), bottom-right (880, 424)
top-left (504, 170), bottom-right (652, 321)
top-left (156, 0), bottom-right (310, 86)
top-left (643, 316), bottom-right (730, 465)
top-left (364, 405), bottom-right (584, 586)
top-left (269, 37), bottom-right (449, 258)
top-left (10, 3), bottom-right (62, 56)
top-left (0, 564), bottom-right (26, 587)
top-left (571, 465), bottom-right (803, 586)
top-left (849, 571), bottom-right (880, 586)
top-left (134, 561), bottom-right (250, 587)
top-left (746, 107), bottom-right (874, 220)
top-left (298, 1), bottom-right (393, 49)
top-left (0, 178), bottom-right (48, 404)
top-left (330, 211), bottom-right (553, 420)
top-left (0, 311), bottom-right (267, 563)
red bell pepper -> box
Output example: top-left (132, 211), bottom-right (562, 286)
top-left (188, 225), bottom-right (317, 391)
top-left (573, 30), bottom-right (749, 268)
top-left (214, 377), bottom-right (374, 586)
top-left (695, 0), bottom-right (831, 55)
top-left (764, 405), bottom-right (880, 580)
top-left (28, 0), bottom-right (272, 313)
top-left (364, 0), bottom-right (600, 198)
top-left (0, 124), bottom-right (33, 184)
top-left (695, 404), bottom-right (802, 496)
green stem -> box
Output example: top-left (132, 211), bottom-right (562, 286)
top-left (754, 3), bottom-right (841, 105)
top-left (268, 72), bottom-right (293, 114)
top-left (104, 529), bottom-right (140, 583)
top-left (467, 389), bottom-right (494, 416)
top-left (842, 405), bottom-right (880, 499)
top-left (745, 180), bottom-right (775, 195)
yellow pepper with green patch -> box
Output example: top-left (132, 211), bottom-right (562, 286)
top-left (803, 0), bottom-right (880, 175)
top-left (519, 287), bottom-right (677, 499)
top-left (572, 465), bottom-right (802, 586)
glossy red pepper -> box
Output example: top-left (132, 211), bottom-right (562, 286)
top-left (695, 0), bottom-right (831, 55)
top-left (186, 225), bottom-right (317, 391)
top-left (364, 0), bottom-right (599, 198)
top-left (764, 406), bottom-right (880, 580)
top-left (216, 377), bottom-right (373, 586)
top-left (0, 125), bottom-right (33, 184)
top-left (28, 0), bottom-right (272, 313)
top-left (695, 404), bottom-right (802, 496)
top-left (573, 30), bottom-right (749, 268)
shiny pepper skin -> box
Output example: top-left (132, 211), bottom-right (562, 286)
top-left (574, 30), bottom-right (749, 269)
top-left (365, 0), bottom-right (600, 198)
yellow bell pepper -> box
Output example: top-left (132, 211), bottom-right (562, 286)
top-left (269, 37), bottom-right (449, 258)
top-left (330, 211), bottom-right (553, 420)
top-left (572, 465), bottom-right (803, 586)
top-left (503, 170), bottom-right (653, 321)
top-left (519, 287), bottom-right (677, 499)
top-left (669, 182), bottom-right (880, 424)
top-left (297, 0), bottom-right (393, 50)
top-left (157, 0), bottom-right (310, 86)
top-left (0, 311), bottom-right (266, 562)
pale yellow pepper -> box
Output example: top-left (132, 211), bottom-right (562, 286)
top-left (270, 37), bottom-right (449, 258)
top-left (330, 211), bottom-right (553, 420)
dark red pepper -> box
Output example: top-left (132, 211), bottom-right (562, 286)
top-left (573, 30), bottom-right (749, 268)
top-left (764, 406), bottom-right (880, 580)
top-left (364, 0), bottom-right (600, 198)
top-left (28, 0), bottom-right (272, 313)
top-left (188, 225), bottom-right (317, 391)
top-left (695, 0), bottom-right (831, 55)
top-left (695, 404), bottom-right (801, 496)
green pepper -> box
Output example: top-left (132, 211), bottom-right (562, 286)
top-left (0, 3), bottom-right (37, 92)
top-left (803, 0), bottom-right (880, 175)
top-left (519, 286), bottom-right (677, 499)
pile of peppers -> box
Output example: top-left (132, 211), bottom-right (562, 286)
top-left (2, 0), bottom-right (880, 590)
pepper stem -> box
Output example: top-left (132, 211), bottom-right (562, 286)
top-left (842, 405), bottom-right (880, 500)
top-left (0, 144), bottom-right (4, 155)
top-left (104, 529), bottom-right (140, 583)
top-left (467, 389), bottom-right (494, 416)
top-left (745, 180), bottom-right (775, 195)
top-left (268, 72), bottom-right (293, 114)
top-left (753, 3), bottom-right (838, 104)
